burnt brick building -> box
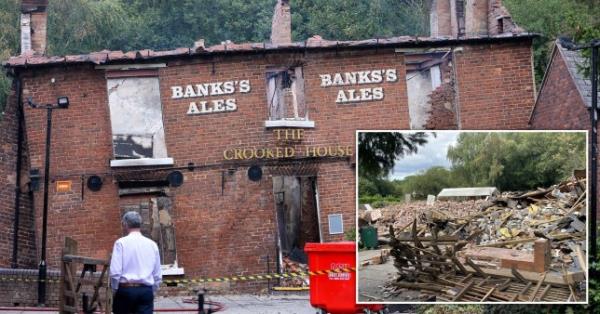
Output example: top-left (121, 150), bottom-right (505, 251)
top-left (530, 40), bottom-right (598, 129)
top-left (0, 0), bottom-right (537, 306)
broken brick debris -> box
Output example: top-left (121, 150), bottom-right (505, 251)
top-left (370, 178), bottom-right (586, 302)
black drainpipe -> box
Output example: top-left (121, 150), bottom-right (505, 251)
top-left (11, 72), bottom-right (24, 268)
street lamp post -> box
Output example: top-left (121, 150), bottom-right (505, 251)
top-left (27, 96), bottom-right (69, 306)
top-left (560, 38), bottom-right (600, 279)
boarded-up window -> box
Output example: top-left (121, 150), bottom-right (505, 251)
top-left (266, 67), bottom-right (307, 121)
top-left (107, 76), bottom-right (168, 159)
top-left (121, 197), bottom-right (178, 268)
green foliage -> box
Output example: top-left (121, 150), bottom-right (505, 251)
top-left (0, 0), bottom-right (19, 115)
top-left (293, 0), bottom-right (428, 41)
top-left (417, 304), bottom-right (484, 314)
top-left (358, 132), bottom-right (430, 178)
top-left (0, 0), bottom-right (431, 114)
top-left (447, 132), bottom-right (586, 191)
top-left (358, 194), bottom-right (401, 207)
top-left (504, 0), bottom-right (600, 83)
top-left (344, 227), bottom-right (356, 241)
top-left (360, 132), bottom-right (586, 202)
top-left (396, 166), bottom-right (458, 199)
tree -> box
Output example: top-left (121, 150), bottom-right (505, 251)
top-left (358, 132), bottom-right (429, 178)
top-left (0, 0), bottom-right (19, 116)
top-left (447, 132), bottom-right (586, 191)
top-left (504, 0), bottom-right (600, 83)
top-left (397, 166), bottom-right (457, 199)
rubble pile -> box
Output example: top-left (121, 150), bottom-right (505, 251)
top-left (370, 200), bottom-right (488, 235)
top-left (377, 178), bottom-right (587, 302)
top-left (279, 257), bottom-right (309, 287)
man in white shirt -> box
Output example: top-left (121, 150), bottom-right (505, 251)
top-left (110, 211), bottom-right (162, 314)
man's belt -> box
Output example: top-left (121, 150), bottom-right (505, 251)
top-left (119, 282), bottom-right (149, 288)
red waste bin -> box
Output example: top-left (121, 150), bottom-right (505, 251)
top-left (305, 242), bottom-right (385, 314)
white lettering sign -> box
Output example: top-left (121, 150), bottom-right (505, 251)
top-left (319, 69), bottom-right (397, 104)
top-left (171, 79), bottom-right (251, 115)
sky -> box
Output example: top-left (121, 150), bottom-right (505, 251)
top-left (389, 131), bottom-right (459, 180)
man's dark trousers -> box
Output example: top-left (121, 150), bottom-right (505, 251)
top-left (113, 286), bottom-right (153, 314)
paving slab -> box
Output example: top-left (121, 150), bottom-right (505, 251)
top-left (358, 248), bottom-right (423, 303)
top-left (0, 294), bottom-right (315, 314)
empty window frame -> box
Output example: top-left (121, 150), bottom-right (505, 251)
top-left (266, 67), bottom-right (307, 121)
top-left (106, 74), bottom-right (171, 166)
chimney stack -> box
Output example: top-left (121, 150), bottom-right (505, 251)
top-left (20, 0), bottom-right (48, 55)
top-left (430, 0), bottom-right (453, 37)
top-left (271, 0), bottom-right (292, 44)
top-left (430, 0), bottom-right (493, 38)
top-left (464, 0), bottom-right (489, 36)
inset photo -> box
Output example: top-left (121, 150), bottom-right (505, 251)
top-left (356, 131), bottom-right (588, 304)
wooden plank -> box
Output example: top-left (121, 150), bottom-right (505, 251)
top-left (465, 258), bottom-right (485, 277)
top-left (528, 272), bottom-right (547, 301)
top-left (64, 265), bottom-right (79, 311)
top-left (395, 235), bottom-right (459, 243)
top-left (451, 257), bottom-right (468, 275)
top-left (90, 264), bottom-right (108, 311)
top-left (62, 254), bottom-right (108, 265)
top-left (539, 284), bottom-right (551, 301)
top-left (452, 281), bottom-right (474, 301)
top-left (459, 273), bottom-right (473, 283)
top-left (461, 265), bottom-right (577, 286)
top-left (477, 275), bottom-right (491, 288)
top-left (574, 245), bottom-right (587, 280)
top-left (63, 290), bottom-right (75, 298)
top-left (496, 278), bottom-right (511, 291)
top-left (60, 237), bottom-right (78, 314)
top-left (511, 267), bottom-right (528, 283)
top-left (518, 281), bottom-right (532, 295)
top-left (480, 287), bottom-right (495, 301)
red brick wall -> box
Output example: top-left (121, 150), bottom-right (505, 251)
top-left (14, 50), bottom-right (408, 281)
top-left (0, 269), bottom-right (60, 307)
top-left (0, 82), bottom-right (37, 269)
top-left (0, 40), bottom-right (537, 301)
top-left (456, 40), bottom-right (535, 129)
top-left (0, 86), bottom-right (19, 267)
top-left (425, 84), bottom-right (457, 129)
top-left (426, 61), bottom-right (457, 129)
top-left (529, 49), bottom-right (593, 215)
top-left (20, 66), bottom-right (121, 268)
top-left (529, 52), bottom-right (589, 129)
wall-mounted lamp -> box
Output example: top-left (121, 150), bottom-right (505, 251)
top-left (26, 95), bottom-right (70, 305)
top-left (57, 96), bottom-right (69, 109)
top-left (27, 96), bottom-right (69, 109)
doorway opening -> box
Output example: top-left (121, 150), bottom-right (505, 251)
top-left (120, 196), bottom-right (184, 275)
top-left (273, 176), bottom-right (321, 272)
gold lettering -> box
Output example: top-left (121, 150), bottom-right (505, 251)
top-left (306, 146), bottom-right (317, 157)
top-left (223, 149), bottom-right (234, 160)
top-left (297, 129), bottom-right (304, 140)
top-left (243, 148), bottom-right (254, 159)
top-left (285, 129), bottom-right (293, 140)
top-left (234, 149), bottom-right (244, 160)
top-left (266, 148), bottom-right (275, 159)
top-left (275, 147), bottom-right (284, 158)
top-left (337, 146), bottom-right (345, 156)
top-left (327, 146), bottom-right (336, 156)
top-left (317, 146), bottom-right (328, 157)
top-left (345, 145), bottom-right (353, 156)
top-left (274, 129), bottom-right (283, 140)
top-left (255, 148), bottom-right (266, 159)
top-left (285, 147), bottom-right (295, 158)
